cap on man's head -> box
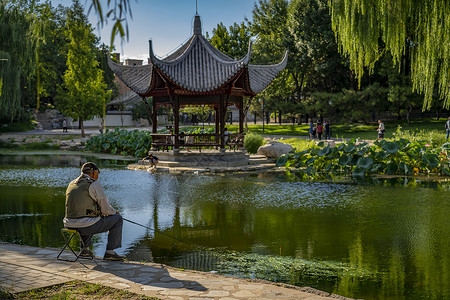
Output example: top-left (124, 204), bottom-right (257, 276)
top-left (81, 162), bottom-right (100, 173)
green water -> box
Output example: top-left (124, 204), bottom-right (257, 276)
top-left (1, 152), bottom-right (450, 299)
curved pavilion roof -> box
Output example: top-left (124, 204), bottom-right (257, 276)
top-left (108, 14), bottom-right (288, 97)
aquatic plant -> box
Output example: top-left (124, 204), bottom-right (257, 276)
top-left (277, 139), bottom-right (450, 178)
top-left (85, 128), bottom-right (152, 158)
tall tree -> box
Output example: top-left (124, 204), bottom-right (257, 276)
top-left (0, 2), bottom-right (34, 124)
top-left (328, 0), bottom-right (450, 110)
top-left (29, 2), bottom-right (68, 111)
top-left (56, 0), bottom-right (111, 137)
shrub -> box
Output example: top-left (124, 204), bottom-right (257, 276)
top-left (85, 128), bottom-right (152, 158)
top-left (244, 132), bottom-right (264, 154)
top-left (392, 125), bottom-right (447, 147)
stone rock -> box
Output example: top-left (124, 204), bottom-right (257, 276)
top-left (257, 141), bottom-right (293, 158)
top-left (24, 138), bottom-right (42, 144)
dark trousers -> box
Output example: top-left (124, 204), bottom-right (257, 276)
top-left (72, 214), bottom-right (123, 250)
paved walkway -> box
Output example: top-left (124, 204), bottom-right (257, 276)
top-left (0, 243), bottom-right (354, 299)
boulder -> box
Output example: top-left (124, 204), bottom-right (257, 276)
top-left (257, 141), bottom-right (293, 158)
top-left (24, 138), bottom-right (42, 144)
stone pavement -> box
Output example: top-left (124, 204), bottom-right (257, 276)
top-left (0, 243), bottom-right (354, 300)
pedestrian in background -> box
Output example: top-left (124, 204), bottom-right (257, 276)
top-left (317, 122), bottom-right (323, 140)
top-left (445, 117), bottom-right (450, 139)
top-left (377, 120), bottom-right (385, 140)
top-left (324, 121), bottom-right (331, 139)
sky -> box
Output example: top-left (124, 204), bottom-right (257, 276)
top-left (54, 0), bottom-right (256, 63)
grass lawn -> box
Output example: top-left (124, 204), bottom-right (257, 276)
top-left (220, 118), bottom-right (449, 141)
top-left (2, 281), bottom-right (159, 299)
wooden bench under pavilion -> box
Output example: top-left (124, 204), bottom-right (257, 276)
top-left (108, 14), bottom-right (287, 152)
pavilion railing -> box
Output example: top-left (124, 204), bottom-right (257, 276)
top-left (150, 133), bottom-right (245, 150)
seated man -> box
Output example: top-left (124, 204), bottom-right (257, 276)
top-left (64, 162), bottom-right (124, 261)
top-left (141, 152), bottom-right (159, 167)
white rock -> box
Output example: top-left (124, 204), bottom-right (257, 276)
top-left (257, 141), bottom-right (293, 158)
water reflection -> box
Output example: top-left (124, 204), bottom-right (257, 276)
top-left (1, 153), bottom-right (450, 299)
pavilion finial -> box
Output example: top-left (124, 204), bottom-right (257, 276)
top-left (196, 0), bottom-right (198, 14)
top-left (193, 14), bottom-right (202, 35)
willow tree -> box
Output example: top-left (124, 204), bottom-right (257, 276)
top-left (0, 2), bottom-right (34, 124)
top-left (56, 0), bottom-right (110, 137)
top-left (328, 0), bottom-right (450, 110)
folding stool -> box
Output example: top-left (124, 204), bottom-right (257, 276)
top-left (56, 228), bottom-right (94, 262)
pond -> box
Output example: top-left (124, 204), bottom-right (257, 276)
top-left (1, 152), bottom-right (450, 300)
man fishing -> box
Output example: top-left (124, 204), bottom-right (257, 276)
top-left (64, 162), bottom-right (124, 261)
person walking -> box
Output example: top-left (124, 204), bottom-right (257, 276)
top-left (309, 120), bottom-right (314, 139)
top-left (445, 117), bottom-right (450, 140)
top-left (62, 119), bottom-right (68, 133)
top-left (317, 122), bottom-right (324, 140)
top-left (377, 120), bottom-right (385, 140)
top-left (324, 121), bottom-right (331, 140)
top-left (64, 162), bottom-right (124, 261)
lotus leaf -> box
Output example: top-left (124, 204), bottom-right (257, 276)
top-left (305, 165), bottom-right (314, 176)
top-left (357, 148), bottom-right (367, 156)
top-left (357, 157), bottom-right (374, 169)
top-left (339, 155), bottom-right (352, 166)
top-left (386, 162), bottom-right (398, 174)
top-left (376, 150), bottom-right (388, 159)
top-left (370, 163), bottom-right (383, 173)
top-left (317, 141), bottom-right (325, 147)
top-left (352, 166), bottom-right (366, 178)
top-left (442, 167), bottom-right (450, 176)
top-left (382, 141), bottom-right (400, 154)
top-left (306, 157), bottom-right (317, 165)
top-left (423, 153), bottom-right (439, 168)
top-left (344, 144), bottom-right (356, 153)
top-left (311, 148), bottom-right (320, 156)
top-left (318, 146), bottom-right (330, 157)
top-left (442, 143), bottom-right (450, 150)
top-left (276, 155), bottom-right (288, 167)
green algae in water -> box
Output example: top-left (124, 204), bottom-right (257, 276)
top-left (172, 250), bottom-right (376, 287)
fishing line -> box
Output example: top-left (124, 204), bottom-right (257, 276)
top-left (123, 217), bottom-right (195, 246)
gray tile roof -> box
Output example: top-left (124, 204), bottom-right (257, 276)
top-left (108, 62), bottom-right (154, 95)
top-left (248, 51), bottom-right (289, 94)
top-left (149, 35), bottom-right (250, 92)
top-left (107, 15), bottom-right (287, 96)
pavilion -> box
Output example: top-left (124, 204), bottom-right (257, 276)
top-left (108, 14), bottom-right (287, 152)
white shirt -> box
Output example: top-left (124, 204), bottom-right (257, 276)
top-left (378, 122), bottom-right (385, 131)
top-left (63, 173), bottom-right (117, 228)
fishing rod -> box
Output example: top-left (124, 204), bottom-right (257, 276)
top-left (123, 218), bottom-right (193, 246)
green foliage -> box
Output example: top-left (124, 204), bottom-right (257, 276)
top-left (280, 138), bottom-right (317, 152)
top-left (244, 132), bottom-right (265, 154)
top-left (328, 0), bottom-right (450, 110)
top-left (214, 251), bottom-right (375, 286)
top-left (208, 21), bottom-right (251, 59)
top-left (392, 126), bottom-right (447, 148)
top-left (85, 128), bottom-right (152, 158)
top-left (55, 0), bottom-right (111, 137)
top-left (181, 105), bottom-right (215, 125)
top-left (277, 138), bottom-right (450, 178)
top-left (0, 2), bottom-right (34, 124)
top-left (0, 140), bottom-right (59, 150)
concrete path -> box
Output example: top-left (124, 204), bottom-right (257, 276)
top-left (0, 243), bottom-right (354, 299)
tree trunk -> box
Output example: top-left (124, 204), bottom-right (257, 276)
top-left (80, 117), bottom-right (85, 138)
top-left (406, 104), bottom-right (412, 124)
top-left (143, 98), bottom-right (153, 125)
